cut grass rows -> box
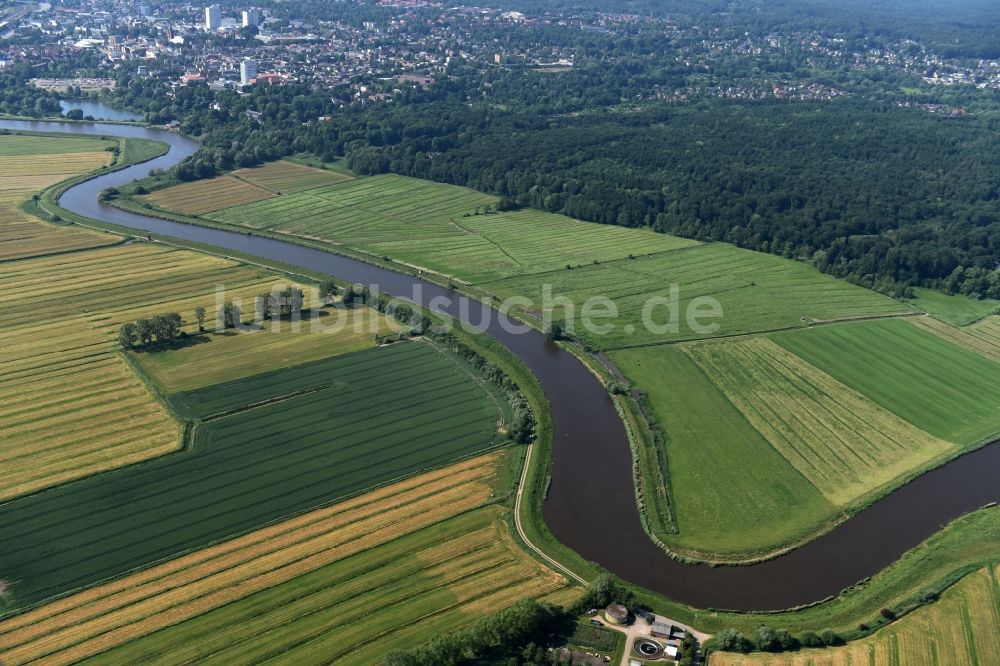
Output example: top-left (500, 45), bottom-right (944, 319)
top-left (73, 508), bottom-right (568, 665)
top-left (708, 564), bottom-right (1000, 665)
top-left (610, 344), bottom-right (837, 557)
top-left (0, 455), bottom-right (502, 666)
top-left (772, 319), bottom-right (1000, 445)
top-left (142, 176), bottom-right (274, 215)
top-left (133, 310), bottom-right (393, 393)
top-left (686, 338), bottom-right (953, 507)
top-left (491, 243), bottom-right (907, 348)
top-left (0, 242), bottom-right (303, 500)
top-left (911, 315), bottom-right (1000, 363)
top-left (0, 197), bottom-right (115, 260)
top-left (0, 342), bottom-right (503, 610)
top-left (231, 160), bottom-right (355, 193)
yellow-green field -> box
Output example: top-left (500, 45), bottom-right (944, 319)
top-left (685, 338), bottom-right (954, 507)
top-left (0, 243), bottom-right (305, 499)
top-left (140, 175), bottom-right (275, 215)
top-left (912, 315), bottom-right (1000, 363)
top-left (709, 564), bottom-right (1000, 666)
top-left (0, 134), bottom-right (117, 260)
top-left (133, 310), bottom-right (395, 392)
top-left (0, 453), bottom-right (574, 665)
top-left (139, 161), bottom-right (354, 215)
top-left (231, 159), bottom-right (354, 193)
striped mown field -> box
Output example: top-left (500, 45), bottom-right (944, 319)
top-left (772, 319), bottom-right (1000, 445)
top-left (140, 175), bottom-right (275, 215)
top-left (0, 243), bottom-right (301, 500)
top-left (0, 454), bottom-right (573, 666)
top-left (685, 338), bottom-right (954, 507)
top-left (133, 310), bottom-right (394, 393)
top-left (708, 564), bottom-right (1000, 666)
top-left (231, 159), bottom-right (354, 193)
top-left (0, 195), bottom-right (115, 260)
top-left (490, 243), bottom-right (909, 348)
top-left (0, 342), bottom-right (506, 610)
top-left (610, 344), bottom-right (837, 557)
top-left (912, 315), bottom-right (1000, 363)
top-left (0, 133), bottom-right (117, 260)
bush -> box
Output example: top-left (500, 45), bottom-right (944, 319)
top-left (880, 608), bottom-right (897, 621)
top-left (820, 628), bottom-right (843, 646)
top-left (798, 630), bottom-right (824, 648)
top-left (718, 628), bottom-right (752, 653)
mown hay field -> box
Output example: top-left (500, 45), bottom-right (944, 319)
top-left (911, 315), bottom-right (1000, 363)
top-left (0, 195), bottom-right (115, 260)
top-left (140, 175), bottom-right (274, 215)
top-left (205, 173), bottom-right (495, 247)
top-left (0, 454), bottom-right (568, 666)
top-left (72, 509), bottom-right (569, 665)
top-left (0, 134), bottom-right (116, 157)
top-left (366, 209), bottom-right (698, 283)
top-left (611, 345), bottom-right (837, 557)
top-left (231, 159), bottom-right (354, 193)
top-left (709, 564), bottom-right (1000, 666)
top-left (491, 243), bottom-right (909, 348)
top-left (686, 338), bottom-right (954, 507)
top-left (200, 174), bottom-right (693, 282)
top-left (0, 341), bottom-right (504, 610)
top-left (906, 287), bottom-right (1000, 327)
top-left (772, 319), bottom-right (1000, 445)
top-left (0, 133), bottom-right (117, 260)
top-left (134, 310), bottom-right (394, 393)
top-left (0, 243), bottom-right (303, 500)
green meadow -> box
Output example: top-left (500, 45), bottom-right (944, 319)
top-left (772, 319), bottom-right (1000, 445)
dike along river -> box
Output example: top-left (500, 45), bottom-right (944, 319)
top-left (6, 118), bottom-right (999, 612)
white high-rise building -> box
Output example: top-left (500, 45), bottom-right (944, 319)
top-left (241, 9), bottom-right (260, 27)
top-left (204, 4), bottom-right (220, 31)
top-left (240, 59), bottom-right (257, 85)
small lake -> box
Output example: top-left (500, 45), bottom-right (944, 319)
top-left (60, 100), bottom-right (143, 122)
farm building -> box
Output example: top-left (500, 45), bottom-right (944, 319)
top-left (604, 603), bottom-right (629, 625)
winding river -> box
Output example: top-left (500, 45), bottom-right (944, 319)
top-left (5, 117), bottom-right (999, 612)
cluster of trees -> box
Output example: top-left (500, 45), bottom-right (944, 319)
top-left (384, 575), bottom-right (637, 666)
top-left (383, 599), bottom-right (565, 666)
top-left (705, 625), bottom-right (844, 655)
top-left (943, 265), bottom-right (1000, 301)
top-left (118, 313), bottom-right (183, 349)
top-left (0, 67), bottom-right (61, 117)
top-left (255, 287), bottom-right (305, 320)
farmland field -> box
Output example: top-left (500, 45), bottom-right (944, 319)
top-left (0, 133), bottom-right (117, 260)
top-left (0, 243), bottom-right (306, 500)
top-left (491, 243), bottom-right (909, 348)
top-left (772, 319), bottom-right (1000, 445)
top-left (231, 159), bottom-right (354, 192)
top-left (0, 454), bottom-right (571, 665)
top-left (133, 310), bottom-right (394, 392)
top-left (67, 509), bottom-right (569, 665)
top-left (140, 175), bottom-right (275, 215)
top-left (611, 345), bottom-right (837, 556)
top-left (0, 341), bottom-right (505, 610)
top-left (708, 564), bottom-right (1000, 666)
top-left (191, 173), bottom-right (693, 281)
top-left (906, 287), bottom-right (1000, 326)
top-left (911, 315), bottom-right (1000, 363)
top-left (685, 338), bottom-right (953, 507)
